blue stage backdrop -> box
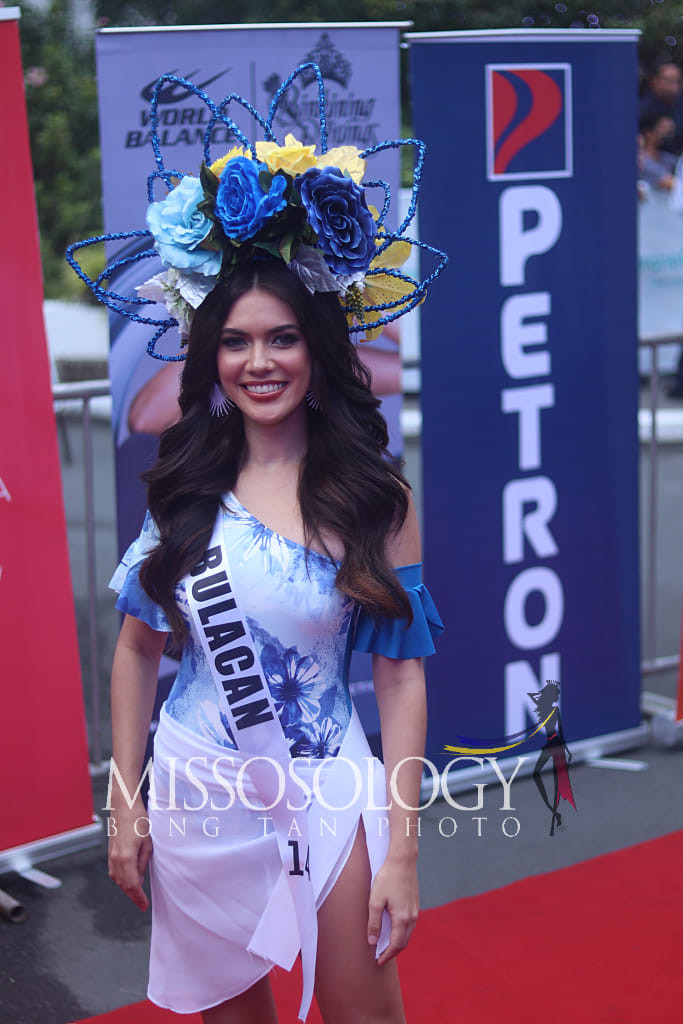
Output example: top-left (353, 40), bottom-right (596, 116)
top-left (408, 30), bottom-right (641, 761)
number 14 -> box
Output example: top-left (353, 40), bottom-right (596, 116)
top-left (288, 839), bottom-right (310, 879)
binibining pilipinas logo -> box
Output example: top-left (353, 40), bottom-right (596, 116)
top-left (262, 33), bottom-right (379, 149)
top-left (485, 63), bottom-right (573, 181)
top-left (445, 680), bottom-right (576, 837)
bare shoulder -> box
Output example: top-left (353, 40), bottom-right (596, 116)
top-left (385, 486), bottom-right (421, 568)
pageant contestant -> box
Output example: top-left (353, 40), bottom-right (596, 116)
top-left (69, 65), bottom-right (446, 1024)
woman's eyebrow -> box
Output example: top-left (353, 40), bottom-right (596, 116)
top-left (268, 323), bottom-right (301, 334)
top-left (220, 323), bottom-right (301, 336)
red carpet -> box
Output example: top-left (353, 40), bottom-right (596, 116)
top-left (70, 830), bottom-right (683, 1023)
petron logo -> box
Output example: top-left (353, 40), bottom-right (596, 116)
top-left (486, 64), bottom-right (573, 181)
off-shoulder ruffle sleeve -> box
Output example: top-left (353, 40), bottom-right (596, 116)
top-left (108, 511), bottom-right (171, 633)
top-left (353, 563), bottom-right (444, 659)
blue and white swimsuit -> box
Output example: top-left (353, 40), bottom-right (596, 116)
top-left (110, 493), bottom-right (443, 1015)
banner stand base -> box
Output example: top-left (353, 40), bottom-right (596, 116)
top-left (651, 711), bottom-right (683, 748)
top-left (424, 723), bottom-right (650, 800)
top-left (0, 817), bottom-right (103, 876)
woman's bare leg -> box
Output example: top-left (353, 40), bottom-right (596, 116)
top-left (201, 974), bottom-right (278, 1024)
top-left (315, 821), bottom-right (407, 1024)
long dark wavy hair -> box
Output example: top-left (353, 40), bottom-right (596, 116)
top-left (139, 260), bottom-right (411, 640)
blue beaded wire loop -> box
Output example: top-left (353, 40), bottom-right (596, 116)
top-left (65, 62), bottom-right (447, 360)
top-left (267, 63), bottom-right (328, 153)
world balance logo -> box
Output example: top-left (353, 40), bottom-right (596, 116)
top-left (485, 64), bottom-right (573, 181)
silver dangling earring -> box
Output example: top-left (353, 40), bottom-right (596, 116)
top-left (305, 389), bottom-right (322, 412)
top-left (209, 381), bottom-right (234, 417)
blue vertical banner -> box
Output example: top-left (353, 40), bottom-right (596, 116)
top-left (409, 30), bottom-right (641, 758)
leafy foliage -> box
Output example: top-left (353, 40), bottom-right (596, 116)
top-left (20, 0), bottom-right (101, 298)
top-left (91, 0), bottom-right (683, 65)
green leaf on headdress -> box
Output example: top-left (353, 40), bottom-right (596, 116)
top-left (201, 220), bottom-right (226, 252)
top-left (200, 162), bottom-right (220, 197)
top-left (277, 170), bottom-right (294, 198)
top-left (301, 222), bottom-right (318, 247)
top-left (278, 232), bottom-right (297, 264)
top-left (197, 196), bottom-right (216, 221)
top-left (253, 240), bottom-right (282, 260)
top-left (258, 168), bottom-right (274, 194)
top-left (198, 166), bottom-right (220, 224)
top-left (200, 234), bottom-right (222, 253)
top-left (220, 238), bottom-right (254, 272)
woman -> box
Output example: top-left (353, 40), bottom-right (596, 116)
top-left (65, 64), bottom-right (447, 1022)
top-left (107, 258), bottom-right (443, 1023)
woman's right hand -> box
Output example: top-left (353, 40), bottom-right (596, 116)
top-left (107, 801), bottom-right (153, 910)
top-left (108, 615), bottom-right (167, 911)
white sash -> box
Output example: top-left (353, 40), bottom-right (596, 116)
top-left (185, 511), bottom-right (317, 1021)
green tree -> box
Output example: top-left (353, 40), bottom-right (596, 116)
top-left (92, 0), bottom-right (683, 65)
top-left (20, 0), bottom-right (101, 298)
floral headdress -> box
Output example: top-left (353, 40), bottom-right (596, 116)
top-left (66, 63), bottom-right (447, 361)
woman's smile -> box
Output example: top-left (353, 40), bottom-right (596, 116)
top-left (242, 381), bottom-right (288, 396)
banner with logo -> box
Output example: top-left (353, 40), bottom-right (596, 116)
top-left (0, 8), bottom-right (94, 855)
top-left (96, 24), bottom-right (405, 739)
top-left (409, 30), bottom-right (641, 760)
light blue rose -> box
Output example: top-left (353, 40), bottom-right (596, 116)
top-left (298, 166), bottom-right (376, 276)
top-left (214, 157), bottom-right (288, 240)
top-left (146, 176), bottom-right (222, 276)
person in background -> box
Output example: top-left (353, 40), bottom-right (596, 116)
top-left (639, 60), bottom-right (683, 156)
top-left (638, 112), bottom-right (678, 190)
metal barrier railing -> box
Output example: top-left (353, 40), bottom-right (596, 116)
top-left (639, 336), bottom-right (682, 678)
top-left (53, 380), bottom-right (110, 766)
top-left (53, 356), bottom-right (681, 765)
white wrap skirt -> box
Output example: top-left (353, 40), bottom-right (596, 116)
top-left (147, 705), bottom-right (391, 1014)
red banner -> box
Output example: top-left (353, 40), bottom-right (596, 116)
top-left (0, 11), bottom-right (93, 852)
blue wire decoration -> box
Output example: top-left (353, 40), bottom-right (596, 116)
top-left (66, 63), bottom-right (448, 362)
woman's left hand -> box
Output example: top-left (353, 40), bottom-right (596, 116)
top-left (367, 855), bottom-right (419, 966)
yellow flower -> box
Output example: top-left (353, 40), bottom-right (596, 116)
top-left (317, 145), bottom-right (366, 184)
top-left (210, 146), bottom-right (250, 177)
top-left (255, 133), bottom-right (317, 176)
top-left (342, 239), bottom-right (420, 342)
top-left (372, 236), bottom-right (411, 270)
top-left (366, 208), bottom-right (412, 272)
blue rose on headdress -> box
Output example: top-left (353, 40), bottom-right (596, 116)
top-left (298, 166), bottom-right (377, 277)
top-left (146, 176), bottom-right (222, 276)
top-left (215, 157), bottom-right (288, 240)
